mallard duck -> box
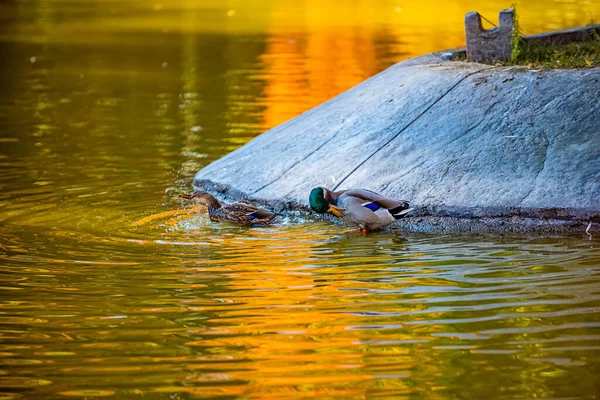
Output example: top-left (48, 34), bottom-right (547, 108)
top-left (309, 187), bottom-right (412, 233)
top-left (180, 191), bottom-right (280, 225)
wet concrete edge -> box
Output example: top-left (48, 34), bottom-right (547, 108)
top-left (193, 179), bottom-right (599, 236)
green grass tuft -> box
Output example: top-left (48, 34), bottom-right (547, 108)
top-left (457, 5), bottom-right (599, 69)
top-left (507, 34), bottom-right (600, 69)
top-left (506, 3), bottom-right (600, 69)
top-left (510, 3), bottom-right (524, 63)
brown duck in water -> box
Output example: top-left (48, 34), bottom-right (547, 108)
top-left (180, 190), bottom-right (281, 225)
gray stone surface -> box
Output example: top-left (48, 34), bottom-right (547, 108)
top-left (194, 54), bottom-right (600, 231)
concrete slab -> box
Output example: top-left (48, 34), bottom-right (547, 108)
top-left (194, 53), bottom-right (600, 230)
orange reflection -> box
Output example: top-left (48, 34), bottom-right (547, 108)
top-left (258, 0), bottom-right (600, 129)
top-left (160, 226), bottom-right (425, 397)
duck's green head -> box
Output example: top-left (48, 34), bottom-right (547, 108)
top-left (309, 187), bottom-right (344, 218)
top-left (309, 187), bottom-right (329, 213)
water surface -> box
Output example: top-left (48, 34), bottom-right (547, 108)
top-left (1, 1), bottom-right (600, 398)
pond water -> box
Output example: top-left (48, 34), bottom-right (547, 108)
top-left (1, 1), bottom-right (600, 399)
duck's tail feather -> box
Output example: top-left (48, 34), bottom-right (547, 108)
top-left (392, 208), bottom-right (413, 219)
top-left (389, 202), bottom-right (412, 220)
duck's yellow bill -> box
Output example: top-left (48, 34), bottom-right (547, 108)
top-left (327, 205), bottom-right (345, 218)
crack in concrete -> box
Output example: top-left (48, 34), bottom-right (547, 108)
top-left (377, 160), bottom-right (429, 194)
top-left (377, 97), bottom-right (499, 196)
top-left (484, 74), bottom-right (541, 207)
top-left (439, 100), bottom-right (501, 152)
top-left (518, 129), bottom-right (550, 206)
top-left (250, 125), bottom-right (346, 195)
top-left (332, 66), bottom-right (496, 191)
top-left (465, 100), bottom-right (500, 135)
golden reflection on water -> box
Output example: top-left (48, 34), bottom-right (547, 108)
top-left (1, 209), bottom-right (600, 398)
top-left (258, 0), bottom-right (600, 126)
top-left (2, 0), bottom-right (600, 131)
top-left (1, 0), bottom-right (600, 399)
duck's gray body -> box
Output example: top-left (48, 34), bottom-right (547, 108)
top-left (331, 189), bottom-right (412, 232)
